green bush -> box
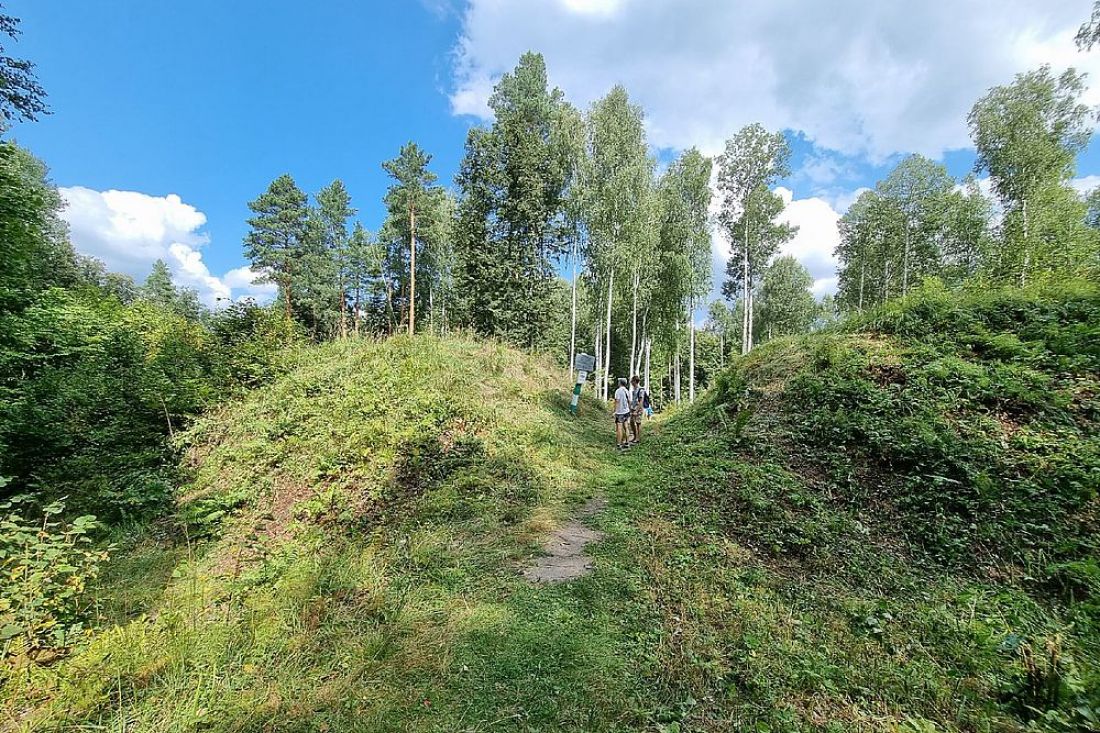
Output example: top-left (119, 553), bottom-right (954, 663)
top-left (0, 487), bottom-right (109, 662)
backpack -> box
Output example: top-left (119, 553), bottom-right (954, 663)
top-left (642, 389), bottom-right (651, 409)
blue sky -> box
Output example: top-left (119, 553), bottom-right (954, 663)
top-left (8, 0), bottom-right (1100, 304)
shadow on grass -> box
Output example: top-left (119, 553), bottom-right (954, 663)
top-left (90, 527), bottom-right (192, 627)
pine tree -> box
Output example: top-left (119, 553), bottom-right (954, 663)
top-left (452, 52), bottom-right (578, 347)
top-left (244, 174), bottom-right (311, 322)
top-left (381, 142), bottom-right (444, 335)
top-left (315, 180), bottom-right (356, 338)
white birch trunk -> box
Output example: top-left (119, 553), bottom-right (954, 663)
top-left (688, 300), bottom-right (696, 401)
top-left (603, 271), bottom-right (614, 401)
top-left (674, 341), bottom-right (682, 404)
top-left (569, 236), bottom-right (578, 371)
top-left (629, 270), bottom-right (639, 382)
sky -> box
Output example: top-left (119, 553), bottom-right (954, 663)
top-left (8, 0), bottom-right (1100, 308)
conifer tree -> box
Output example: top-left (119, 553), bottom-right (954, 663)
top-left (244, 174), bottom-right (311, 322)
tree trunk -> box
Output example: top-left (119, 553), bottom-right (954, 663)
top-left (353, 279), bottom-right (362, 337)
top-left (1021, 197), bottom-right (1029, 286)
top-left (339, 275), bottom-right (347, 339)
top-left (747, 282), bottom-right (754, 353)
top-left (408, 205), bottom-right (417, 336)
top-left (688, 299), bottom-right (696, 401)
top-left (603, 271), bottom-right (614, 401)
top-left (629, 270), bottom-right (639, 381)
top-left (569, 235), bottom-right (578, 371)
top-left (858, 260), bottom-right (865, 311)
top-left (595, 319), bottom-right (603, 402)
top-left (902, 224), bottom-right (910, 295)
top-left (741, 222), bottom-right (750, 356)
top-left (644, 337), bottom-right (651, 393)
top-left (674, 344), bottom-right (681, 404)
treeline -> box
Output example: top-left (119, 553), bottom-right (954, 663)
top-left (835, 66), bottom-right (1100, 311)
top-left (244, 54), bottom-right (814, 405)
top-left (240, 55), bottom-right (710, 404)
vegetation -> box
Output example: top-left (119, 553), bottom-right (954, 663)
top-left (2, 4), bottom-right (1100, 731)
top-left (637, 282), bottom-right (1100, 730)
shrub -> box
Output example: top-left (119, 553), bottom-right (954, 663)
top-left (0, 487), bottom-right (109, 662)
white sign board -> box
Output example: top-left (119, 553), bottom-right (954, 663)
top-left (574, 353), bottom-right (595, 373)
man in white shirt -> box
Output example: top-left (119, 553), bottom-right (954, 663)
top-left (613, 377), bottom-right (631, 450)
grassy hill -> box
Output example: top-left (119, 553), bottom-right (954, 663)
top-left (638, 282), bottom-right (1100, 730)
top-left (4, 285), bottom-right (1099, 732)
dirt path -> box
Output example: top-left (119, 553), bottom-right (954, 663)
top-left (522, 497), bottom-right (607, 583)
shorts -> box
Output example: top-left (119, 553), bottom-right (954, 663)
top-left (630, 410), bottom-right (643, 422)
top-left (615, 413), bottom-right (631, 424)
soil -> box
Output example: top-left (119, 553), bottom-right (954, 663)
top-left (522, 497), bottom-right (607, 583)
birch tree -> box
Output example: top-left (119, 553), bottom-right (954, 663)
top-left (717, 124), bottom-right (791, 354)
top-left (582, 85), bottom-right (652, 399)
top-left (656, 148), bottom-right (712, 400)
top-left (968, 65), bottom-right (1093, 285)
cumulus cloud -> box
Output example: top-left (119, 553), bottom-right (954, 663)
top-left (59, 186), bottom-right (275, 307)
top-left (1071, 174), bottom-right (1100, 194)
top-left (707, 186), bottom-right (843, 304)
top-left (450, 0), bottom-right (1099, 160)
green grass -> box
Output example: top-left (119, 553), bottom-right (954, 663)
top-left (3, 285), bottom-right (1099, 732)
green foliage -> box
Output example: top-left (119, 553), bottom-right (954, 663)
top-left (755, 255), bottom-right (818, 341)
top-left (640, 285), bottom-right (1100, 730)
top-left (0, 490), bottom-right (109, 661)
top-left (454, 53), bottom-right (578, 348)
top-left (0, 8), bottom-right (48, 126)
top-left (380, 142), bottom-right (452, 335)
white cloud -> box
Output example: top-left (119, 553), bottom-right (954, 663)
top-left (59, 186), bottom-right (274, 307)
top-left (708, 186), bottom-right (844, 303)
top-left (1071, 174), bottom-right (1100, 194)
top-left (449, 0), bottom-right (1100, 160)
top-left (775, 187), bottom-right (842, 295)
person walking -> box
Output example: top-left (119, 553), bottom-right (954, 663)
top-left (613, 377), bottom-right (632, 450)
top-left (629, 375), bottom-right (648, 444)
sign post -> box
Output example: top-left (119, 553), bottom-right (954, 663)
top-left (570, 353), bottom-right (595, 415)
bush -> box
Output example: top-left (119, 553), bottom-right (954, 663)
top-left (0, 487), bottom-right (110, 662)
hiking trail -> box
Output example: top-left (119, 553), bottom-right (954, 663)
top-left (522, 496), bottom-right (608, 582)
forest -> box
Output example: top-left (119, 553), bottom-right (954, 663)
top-left (1, 2), bottom-right (1099, 731)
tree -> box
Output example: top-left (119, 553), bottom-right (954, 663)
top-left (581, 85), bottom-right (653, 399)
top-left (382, 143), bottom-right (443, 335)
top-left (244, 174), bottom-right (311, 322)
top-left (453, 53), bottom-right (579, 347)
top-left (0, 8), bottom-right (47, 128)
top-left (704, 300), bottom-right (738, 368)
top-left (941, 177), bottom-right (993, 285)
top-left (1077, 1), bottom-right (1100, 50)
top-left (314, 180), bottom-right (356, 338)
top-left (140, 260), bottom-right (202, 320)
top-left (345, 223), bottom-right (381, 335)
top-left (755, 256), bottom-right (817, 341)
top-left (655, 148), bottom-right (712, 400)
top-left (717, 124), bottom-right (793, 354)
top-left (968, 66), bottom-right (1093, 284)
top-left (875, 155), bottom-right (956, 295)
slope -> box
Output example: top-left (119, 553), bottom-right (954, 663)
top-left (632, 282), bottom-right (1100, 730)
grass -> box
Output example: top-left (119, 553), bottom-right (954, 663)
top-left (3, 284), bottom-right (1099, 732)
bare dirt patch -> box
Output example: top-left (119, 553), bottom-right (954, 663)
top-left (522, 498), bottom-right (607, 583)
